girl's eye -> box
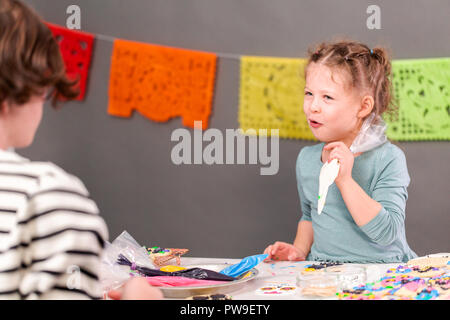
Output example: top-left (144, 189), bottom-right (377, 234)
top-left (304, 91), bottom-right (312, 96)
top-left (324, 95), bottom-right (333, 100)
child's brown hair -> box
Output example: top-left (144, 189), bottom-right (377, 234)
top-left (305, 39), bottom-right (398, 124)
top-left (0, 0), bottom-right (78, 108)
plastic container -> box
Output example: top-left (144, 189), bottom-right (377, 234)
top-left (324, 265), bottom-right (367, 291)
top-left (296, 273), bottom-right (339, 298)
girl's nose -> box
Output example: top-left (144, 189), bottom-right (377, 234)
top-left (310, 100), bottom-right (321, 112)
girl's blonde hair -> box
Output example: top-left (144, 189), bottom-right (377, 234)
top-left (305, 39), bottom-right (398, 124)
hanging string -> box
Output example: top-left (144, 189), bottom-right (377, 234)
top-left (94, 33), bottom-right (116, 43)
top-left (94, 31), bottom-right (241, 60)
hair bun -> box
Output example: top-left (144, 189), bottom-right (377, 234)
top-left (371, 47), bottom-right (391, 75)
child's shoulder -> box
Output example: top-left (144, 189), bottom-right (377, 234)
top-left (9, 152), bottom-right (91, 197)
top-left (373, 141), bottom-right (410, 184)
top-left (297, 142), bottom-right (325, 159)
top-left (295, 143), bottom-right (325, 171)
top-left (377, 140), bottom-right (408, 164)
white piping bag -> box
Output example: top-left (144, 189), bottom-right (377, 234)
top-left (318, 158), bottom-right (340, 215)
top-left (317, 113), bottom-right (388, 215)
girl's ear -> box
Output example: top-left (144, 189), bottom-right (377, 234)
top-left (357, 95), bottom-right (374, 119)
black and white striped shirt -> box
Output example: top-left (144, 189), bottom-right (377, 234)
top-left (0, 149), bottom-right (109, 299)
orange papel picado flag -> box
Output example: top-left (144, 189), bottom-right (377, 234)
top-left (108, 39), bottom-right (217, 129)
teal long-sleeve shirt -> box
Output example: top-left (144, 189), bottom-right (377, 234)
top-left (296, 140), bottom-right (417, 263)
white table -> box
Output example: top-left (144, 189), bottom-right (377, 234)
top-left (167, 257), bottom-right (401, 300)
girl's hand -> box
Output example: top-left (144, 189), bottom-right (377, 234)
top-left (323, 141), bottom-right (361, 185)
top-left (263, 241), bottom-right (306, 262)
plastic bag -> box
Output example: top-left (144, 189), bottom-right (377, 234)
top-left (111, 230), bottom-right (155, 269)
top-left (99, 241), bottom-right (131, 294)
top-left (99, 231), bottom-right (155, 294)
top-left (220, 254), bottom-right (268, 278)
top-left (349, 113), bottom-right (387, 154)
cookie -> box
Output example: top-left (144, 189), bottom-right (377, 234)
top-left (337, 270), bottom-right (450, 300)
top-left (187, 294), bottom-right (232, 300)
top-left (385, 265), bottom-right (412, 275)
top-left (256, 284), bottom-right (298, 296)
top-left (337, 275), bottom-right (416, 300)
top-left (302, 285), bottom-right (337, 297)
top-left (436, 293), bottom-right (450, 300)
top-left (408, 266), bottom-right (446, 278)
top-left (428, 276), bottom-right (450, 296)
top-left (146, 246), bottom-right (189, 266)
top-left (385, 265), bottom-right (446, 278)
top-left (407, 256), bottom-right (450, 268)
top-left (380, 295), bottom-right (413, 300)
top-left (337, 288), bottom-right (378, 300)
top-left (415, 287), bottom-right (440, 300)
top-left (393, 278), bottom-right (426, 298)
top-left (301, 262), bottom-right (343, 275)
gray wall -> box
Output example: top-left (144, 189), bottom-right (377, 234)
top-left (21, 0), bottom-right (449, 258)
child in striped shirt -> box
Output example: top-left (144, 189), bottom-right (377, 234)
top-left (0, 0), bottom-right (162, 299)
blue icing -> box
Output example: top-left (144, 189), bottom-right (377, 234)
top-left (220, 254), bottom-right (268, 278)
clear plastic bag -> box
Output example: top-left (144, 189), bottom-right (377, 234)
top-left (99, 241), bottom-right (130, 294)
top-left (110, 230), bottom-right (155, 269)
top-left (350, 113), bottom-right (388, 154)
top-left (99, 231), bottom-right (155, 295)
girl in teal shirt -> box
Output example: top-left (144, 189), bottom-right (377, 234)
top-left (264, 40), bottom-right (417, 263)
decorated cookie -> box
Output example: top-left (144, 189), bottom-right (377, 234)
top-left (436, 293), bottom-right (450, 300)
top-left (255, 283), bottom-right (298, 296)
top-left (370, 276), bottom-right (403, 296)
top-left (148, 246), bottom-right (171, 256)
top-left (337, 274), bottom-right (418, 300)
top-left (187, 294), bottom-right (232, 300)
top-left (301, 262), bottom-right (343, 275)
top-left (301, 285), bottom-right (337, 297)
top-left (428, 276), bottom-right (450, 296)
top-left (336, 288), bottom-right (380, 300)
top-left (385, 265), bottom-right (413, 275)
top-left (415, 286), bottom-right (440, 300)
top-left (407, 256), bottom-right (450, 268)
top-left (338, 279), bottom-right (391, 300)
top-left (146, 246), bottom-right (189, 266)
top-left (385, 265), bottom-right (446, 278)
top-left (408, 266), bottom-right (446, 278)
top-left (380, 295), bottom-right (413, 300)
top-left (393, 278), bottom-right (426, 298)
top-left (337, 269), bottom-right (450, 300)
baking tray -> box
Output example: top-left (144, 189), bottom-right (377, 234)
top-left (160, 263), bottom-right (259, 299)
